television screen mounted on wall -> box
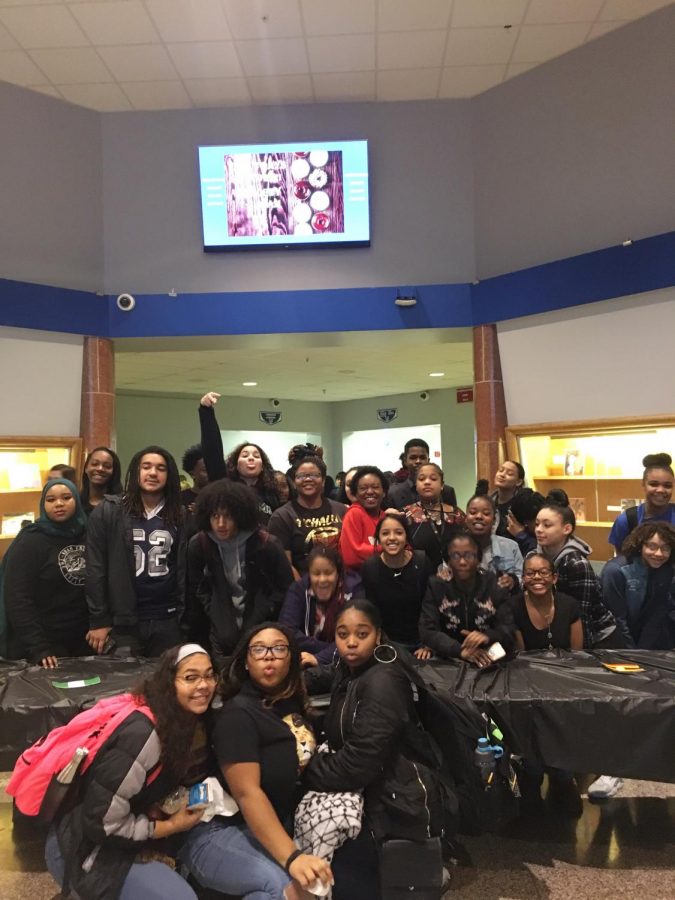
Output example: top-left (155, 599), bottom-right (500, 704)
top-left (198, 140), bottom-right (370, 251)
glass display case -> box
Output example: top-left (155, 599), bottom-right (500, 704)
top-left (0, 436), bottom-right (83, 560)
top-left (505, 416), bottom-right (675, 562)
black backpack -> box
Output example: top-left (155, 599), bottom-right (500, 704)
top-left (411, 670), bottom-right (519, 836)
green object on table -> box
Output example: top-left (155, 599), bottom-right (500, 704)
top-left (51, 676), bottom-right (102, 689)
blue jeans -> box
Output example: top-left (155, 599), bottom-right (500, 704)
top-left (180, 819), bottom-right (292, 900)
top-left (45, 826), bottom-right (197, 900)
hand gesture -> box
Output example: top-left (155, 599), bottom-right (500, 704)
top-left (460, 646), bottom-right (492, 668)
top-left (414, 646), bottom-right (433, 660)
top-left (86, 627), bottom-right (112, 654)
top-left (168, 804), bottom-right (204, 834)
top-left (460, 629), bottom-right (489, 650)
top-left (288, 853), bottom-right (333, 890)
top-left (40, 655), bottom-right (59, 669)
top-left (200, 392), bottom-right (221, 407)
top-left (301, 652), bottom-right (319, 668)
top-left (497, 573), bottom-right (516, 591)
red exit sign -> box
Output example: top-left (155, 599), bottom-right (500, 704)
top-left (456, 387), bottom-right (473, 404)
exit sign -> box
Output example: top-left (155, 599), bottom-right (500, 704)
top-left (456, 387), bottom-right (473, 404)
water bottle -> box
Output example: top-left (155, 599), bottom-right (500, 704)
top-left (474, 737), bottom-right (496, 785)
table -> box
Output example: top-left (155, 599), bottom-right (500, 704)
top-left (418, 649), bottom-right (675, 783)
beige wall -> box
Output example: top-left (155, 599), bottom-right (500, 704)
top-left (497, 288), bottom-right (675, 426)
top-left (0, 327), bottom-right (83, 436)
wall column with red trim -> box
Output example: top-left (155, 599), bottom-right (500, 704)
top-left (473, 323), bottom-right (507, 482)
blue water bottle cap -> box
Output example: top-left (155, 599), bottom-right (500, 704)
top-left (476, 737), bottom-right (491, 752)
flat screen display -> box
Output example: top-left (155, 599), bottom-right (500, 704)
top-left (198, 140), bottom-right (370, 251)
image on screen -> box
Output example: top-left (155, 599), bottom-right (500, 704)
top-left (198, 140), bottom-right (369, 251)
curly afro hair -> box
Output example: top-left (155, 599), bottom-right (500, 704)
top-left (195, 478), bottom-right (260, 533)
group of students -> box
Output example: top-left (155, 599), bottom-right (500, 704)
top-left (2, 391), bottom-right (675, 898)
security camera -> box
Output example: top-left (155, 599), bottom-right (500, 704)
top-left (419, 391), bottom-right (430, 402)
top-left (270, 399), bottom-right (280, 408)
top-left (116, 293), bottom-right (136, 312)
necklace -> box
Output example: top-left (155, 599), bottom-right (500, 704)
top-left (526, 593), bottom-right (556, 650)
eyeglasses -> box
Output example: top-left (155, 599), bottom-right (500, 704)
top-left (644, 542), bottom-right (671, 555)
top-left (523, 569), bottom-right (554, 579)
top-left (449, 551), bottom-right (478, 561)
top-left (176, 672), bottom-right (217, 685)
top-left (248, 643), bottom-right (290, 660)
top-left (296, 473), bottom-right (321, 481)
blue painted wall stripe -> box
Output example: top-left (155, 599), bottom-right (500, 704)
top-left (1, 231), bottom-right (672, 338)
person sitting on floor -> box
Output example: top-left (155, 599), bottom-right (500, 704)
top-left (179, 623), bottom-right (332, 899)
top-left (44, 644), bottom-right (216, 900)
top-left (303, 599), bottom-right (446, 900)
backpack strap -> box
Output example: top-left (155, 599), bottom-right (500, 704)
top-left (625, 505), bottom-right (639, 533)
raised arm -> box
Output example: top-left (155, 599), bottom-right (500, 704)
top-left (198, 392), bottom-right (227, 481)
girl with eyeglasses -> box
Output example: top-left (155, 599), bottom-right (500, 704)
top-left (601, 522), bottom-right (675, 649)
top-left (268, 456), bottom-right (347, 579)
top-left (419, 531), bottom-right (515, 666)
top-left (507, 553), bottom-right (583, 652)
top-left (179, 622), bottom-right (332, 899)
top-left (44, 644), bottom-right (216, 900)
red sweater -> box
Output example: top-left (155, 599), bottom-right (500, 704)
top-left (339, 503), bottom-right (385, 569)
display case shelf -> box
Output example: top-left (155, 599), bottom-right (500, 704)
top-left (0, 436), bottom-right (82, 559)
top-left (506, 416), bottom-right (675, 563)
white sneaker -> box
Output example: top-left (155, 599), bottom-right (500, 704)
top-left (587, 775), bottom-right (623, 798)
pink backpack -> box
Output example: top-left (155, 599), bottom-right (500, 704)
top-left (6, 693), bottom-right (158, 820)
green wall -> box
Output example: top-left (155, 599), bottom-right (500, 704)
top-left (116, 388), bottom-right (476, 505)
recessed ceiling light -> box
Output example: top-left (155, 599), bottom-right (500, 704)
top-left (429, 372), bottom-right (445, 377)
top-left (242, 381), bottom-right (257, 386)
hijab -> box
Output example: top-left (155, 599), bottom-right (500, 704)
top-left (0, 478), bottom-right (86, 656)
top-left (25, 478), bottom-right (87, 539)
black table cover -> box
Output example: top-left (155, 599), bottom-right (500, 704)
top-left (418, 649), bottom-right (675, 783)
top-left (0, 656), bottom-right (156, 769)
top-left (1, 650), bottom-right (674, 782)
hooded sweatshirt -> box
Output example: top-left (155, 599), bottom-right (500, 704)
top-left (532, 535), bottom-right (616, 648)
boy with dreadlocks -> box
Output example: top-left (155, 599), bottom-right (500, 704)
top-left (85, 446), bottom-right (186, 657)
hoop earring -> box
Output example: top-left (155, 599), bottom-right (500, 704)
top-left (373, 643), bottom-right (398, 664)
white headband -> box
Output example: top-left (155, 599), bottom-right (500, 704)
top-left (175, 643), bottom-right (209, 665)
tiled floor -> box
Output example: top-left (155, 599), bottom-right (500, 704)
top-left (1, 777), bottom-right (673, 899)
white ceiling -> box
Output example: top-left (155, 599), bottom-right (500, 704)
top-left (114, 327), bottom-right (474, 401)
top-left (0, 0), bottom-right (670, 112)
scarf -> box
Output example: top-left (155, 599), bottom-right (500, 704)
top-left (208, 529), bottom-right (253, 626)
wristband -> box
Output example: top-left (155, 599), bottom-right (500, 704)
top-left (285, 848), bottom-right (303, 873)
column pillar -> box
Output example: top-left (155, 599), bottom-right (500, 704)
top-left (473, 324), bottom-right (507, 482)
top-left (80, 336), bottom-right (115, 454)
